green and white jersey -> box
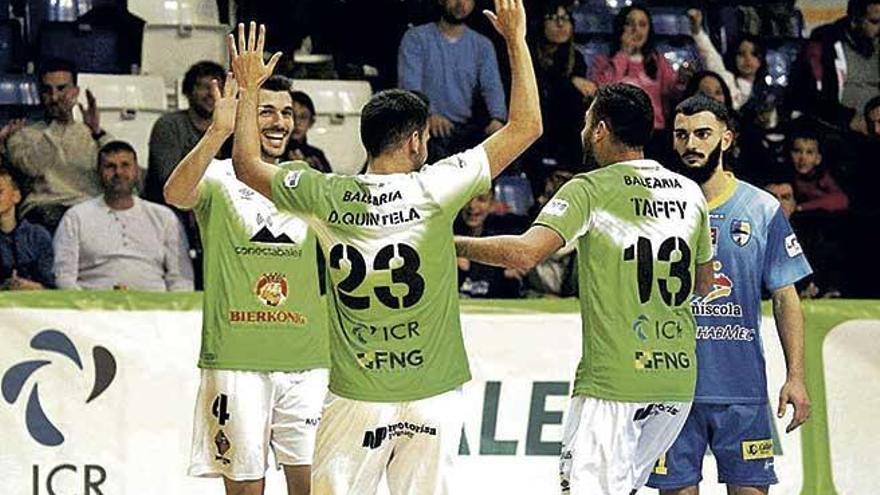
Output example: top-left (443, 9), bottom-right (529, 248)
top-left (270, 147), bottom-right (491, 402)
top-left (535, 160), bottom-right (712, 402)
top-left (192, 159), bottom-right (329, 372)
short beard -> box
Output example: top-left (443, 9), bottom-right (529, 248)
top-left (674, 141), bottom-right (723, 185)
top-left (440, 10), bottom-right (466, 25)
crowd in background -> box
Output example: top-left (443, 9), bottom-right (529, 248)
top-left (1, 0), bottom-right (879, 298)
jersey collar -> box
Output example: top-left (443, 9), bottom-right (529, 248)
top-left (707, 172), bottom-right (738, 210)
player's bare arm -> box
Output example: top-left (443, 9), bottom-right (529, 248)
top-left (772, 284), bottom-right (811, 433)
top-left (480, 0), bottom-right (542, 178)
top-left (230, 22), bottom-right (283, 200)
top-left (695, 261), bottom-right (714, 297)
top-left (164, 73), bottom-right (238, 209)
top-left (455, 225), bottom-right (563, 272)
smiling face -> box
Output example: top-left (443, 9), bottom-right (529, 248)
top-left (623, 8), bottom-right (651, 51)
top-left (258, 89), bottom-right (294, 160)
top-left (460, 191), bottom-right (493, 230)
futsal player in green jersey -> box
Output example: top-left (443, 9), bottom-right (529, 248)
top-left (455, 84), bottom-right (715, 494)
top-left (164, 71), bottom-right (328, 494)
top-left (226, 1), bottom-right (541, 491)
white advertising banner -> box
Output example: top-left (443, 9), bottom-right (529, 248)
top-left (1, 306), bottom-right (876, 494)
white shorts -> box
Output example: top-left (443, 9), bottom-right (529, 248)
top-left (560, 396), bottom-right (691, 494)
top-left (188, 368), bottom-right (329, 480)
top-left (312, 388), bottom-right (464, 495)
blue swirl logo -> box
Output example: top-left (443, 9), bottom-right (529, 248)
top-left (2, 329), bottom-right (116, 446)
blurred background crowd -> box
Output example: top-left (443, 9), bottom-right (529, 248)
top-left (0, 0), bottom-right (878, 299)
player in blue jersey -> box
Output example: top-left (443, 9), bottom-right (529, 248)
top-left (647, 95), bottom-right (813, 495)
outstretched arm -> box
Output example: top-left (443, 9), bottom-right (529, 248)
top-left (230, 22), bottom-right (284, 200)
top-left (480, 0), bottom-right (542, 178)
top-left (772, 285), bottom-right (811, 433)
top-left (455, 225), bottom-right (563, 272)
top-left (164, 73), bottom-right (237, 209)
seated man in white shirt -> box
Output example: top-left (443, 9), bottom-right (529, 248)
top-left (53, 141), bottom-right (194, 291)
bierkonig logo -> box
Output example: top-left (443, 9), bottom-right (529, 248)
top-left (1, 329), bottom-right (116, 447)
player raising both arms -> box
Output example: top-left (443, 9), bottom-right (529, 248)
top-left (647, 95), bottom-right (811, 495)
top-left (455, 83), bottom-right (715, 495)
top-left (227, 0), bottom-right (540, 492)
top-left (164, 71), bottom-right (329, 494)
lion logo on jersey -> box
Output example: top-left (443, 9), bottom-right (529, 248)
top-left (254, 273), bottom-right (288, 307)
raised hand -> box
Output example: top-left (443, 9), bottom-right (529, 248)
top-left (210, 72), bottom-right (238, 137)
top-left (687, 9), bottom-right (703, 36)
top-left (227, 22), bottom-right (282, 92)
top-left (483, 0), bottom-right (527, 42)
top-left (0, 118), bottom-right (26, 144)
top-left (78, 89), bottom-right (101, 135)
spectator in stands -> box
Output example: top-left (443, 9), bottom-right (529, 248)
top-left (764, 180), bottom-right (798, 219)
top-left (589, 5), bottom-right (684, 131)
top-left (0, 167), bottom-right (54, 290)
top-left (398, 0), bottom-right (508, 161)
top-left (0, 58), bottom-right (111, 233)
top-left (786, 127), bottom-right (847, 297)
top-left (867, 94), bottom-right (880, 138)
top-left (145, 61), bottom-right (227, 204)
top-left (787, 0), bottom-right (880, 133)
top-left (285, 90), bottom-right (332, 173)
top-left (524, 168), bottom-right (577, 297)
top-left (687, 9), bottom-right (768, 111)
top-left (53, 141), bottom-right (193, 291)
top-left (145, 61), bottom-right (226, 290)
top-left (789, 127), bottom-right (850, 214)
top-left (524, 0), bottom-right (592, 185)
top-left (683, 71), bottom-right (735, 111)
top-left (454, 188), bottom-right (528, 298)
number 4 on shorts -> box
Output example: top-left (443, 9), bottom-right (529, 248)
top-left (212, 393), bottom-right (231, 426)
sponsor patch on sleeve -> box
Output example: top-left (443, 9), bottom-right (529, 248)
top-left (784, 233), bottom-right (803, 258)
top-left (283, 170), bottom-right (302, 189)
top-left (741, 439), bottom-right (774, 460)
top-left (543, 199), bottom-right (570, 217)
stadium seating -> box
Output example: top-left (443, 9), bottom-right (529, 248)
top-left (650, 6), bottom-right (691, 36)
top-left (0, 73), bottom-right (40, 122)
top-left (76, 73), bottom-right (167, 168)
top-left (764, 37), bottom-right (804, 87)
top-left (38, 21), bottom-right (129, 74)
top-left (574, 35), bottom-right (612, 70)
top-left (493, 174), bottom-right (534, 217)
top-left (293, 79), bottom-right (371, 176)
top-left (128, 0), bottom-right (220, 27)
top-left (0, 18), bottom-right (22, 73)
top-left (140, 25), bottom-right (229, 87)
top-left (656, 35), bottom-right (701, 73)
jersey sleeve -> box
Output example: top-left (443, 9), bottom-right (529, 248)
top-left (270, 161), bottom-right (328, 216)
top-left (763, 207), bottom-right (813, 292)
top-left (533, 177), bottom-right (591, 245)
top-left (695, 197), bottom-right (714, 265)
top-left (417, 145), bottom-right (491, 212)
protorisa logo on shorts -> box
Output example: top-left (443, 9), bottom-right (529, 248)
top-left (2, 329), bottom-right (117, 446)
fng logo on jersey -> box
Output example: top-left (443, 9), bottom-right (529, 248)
top-left (1, 330), bottom-right (116, 447)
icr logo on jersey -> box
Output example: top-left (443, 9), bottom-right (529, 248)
top-left (730, 219), bottom-right (751, 247)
